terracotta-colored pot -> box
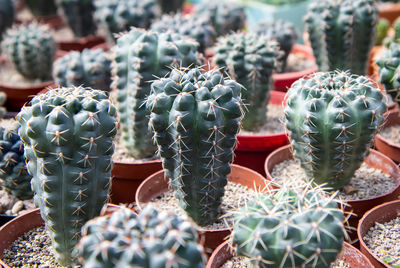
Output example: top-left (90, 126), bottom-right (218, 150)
top-left (206, 240), bottom-right (374, 268)
top-left (110, 160), bottom-right (162, 204)
top-left (182, 2), bottom-right (195, 15)
top-left (57, 36), bottom-right (106, 52)
top-left (375, 109), bottom-right (400, 163)
top-left (234, 90), bottom-right (289, 177)
top-left (378, 3), bottom-right (400, 24)
top-left (358, 200), bottom-right (400, 268)
top-left (135, 164), bottom-right (269, 251)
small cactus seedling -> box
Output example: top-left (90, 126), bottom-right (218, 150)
top-left (24, 0), bottom-right (58, 17)
top-left (0, 92), bottom-right (7, 118)
top-left (232, 186), bottom-right (345, 268)
top-left (1, 23), bottom-right (56, 81)
top-left (214, 32), bottom-right (280, 131)
top-left (147, 67), bottom-right (244, 226)
top-left (0, 0), bottom-right (14, 47)
top-left (376, 18), bottom-right (390, 46)
top-left (284, 71), bottom-right (387, 190)
top-left (157, 0), bottom-right (185, 13)
top-left (74, 205), bottom-right (206, 267)
top-left (112, 28), bottom-right (201, 159)
top-left (53, 49), bottom-right (112, 92)
top-left (17, 86), bottom-right (117, 266)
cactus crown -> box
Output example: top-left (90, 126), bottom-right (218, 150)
top-left (53, 49), bottom-right (112, 92)
top-left (1, 23), bottom-right (56, 81)
top-left (146, 67), bottom-right (244, 226)
top-left (284, 71), bottom-right (387, 190)
top-left (232, 185), bottom-right (345, 268)
top-left (74, 205), bottom-right (206, 268)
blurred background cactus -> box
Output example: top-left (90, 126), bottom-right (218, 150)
top-left (376, 18), bottom-right (390, 46)
top-left (0, 92), bottom-right (7, 119)
top-left (24, 0), bottom-right (58, 17)
top-left (0, 0), bottom-right (14, 48)
top-left (157, 0), bottom-right (185, 13)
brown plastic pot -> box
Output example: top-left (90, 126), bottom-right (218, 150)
top-left (135, 164), bottom-right (270, 251)
top-left (375, 109), bottom-right (400, 163)
top-left (358, 200), bottom-right (400, 268)
top-left (206, 240), bottom-right (374, 268)
top-left (57, 36), bottom-right (106, 52)
top-left (378, 3), bottom-right (400, 24)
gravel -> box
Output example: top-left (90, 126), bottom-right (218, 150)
top-left (363, 216), bottom-right (400, 267)
top-left (239, 104), bottom-right (285, 135)
top-left (283, 52), bottom-right (317, 73)
top-left (380, 124), bottom-right (400, 145)
top-left (271, 159), bottom-right (397, 200)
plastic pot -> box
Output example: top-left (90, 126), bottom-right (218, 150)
top-left (206, 240), bottom-right (374, 268)
top-left (57, 36), bottom-right (106, 52)
top-left (135, 164), bottom-right (269, 251)
top-left (378, 3), bottom-right (400, 24)
top-left (358, 200), bottom-right (400, 268)
top-left (375, 109), bottom-right (400, 163)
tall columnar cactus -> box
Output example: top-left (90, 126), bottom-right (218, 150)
top-left (284, 72), bottom-right (387, 190)
top-left (74, 205), bottom-right (206, 267)
top-left (304, 0), bottom-right (378, 75)
top-left (157, 0), bottom-right (185, 13)
top-left (0, 0), bottom-right (14, 46)
top-left (232, 186), bottom-right (345, 268)
top-left (213, 32), bottom-right (279, 131)
top-left (112, 28), bottom-right (200, 159)
top-left (1, 23), bottom-right (56, 81)
top-left (93, 0), bottom-right (160, 44)
top-left (194, 0), bottom-right (246, 36)
top-left (151, 13), bottom-right (215, 53)
top-left (17, 87), bottom-right (117, 266)
top-left (253, 19), bottom-right (299, 73)
top-left (147, 68), bottom-right (244, 226)
top-left (0, 92), bottom-right (7, 118)
top-left (24, 0), bottom-right (58, 17)
top-left (53, 49), bottom-right (112, 92)
top-left (56, 0), bottom-right (97, 38)
top-left (0, 122), bottom-right (33, 200)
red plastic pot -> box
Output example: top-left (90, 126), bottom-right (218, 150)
top-left (378, 3), bottom-right (400, 24)
top-left (206, 240), bottom-right (374, 268)
top-left (375, 109), bottom-right (400, 163)
top-left (57, 36), bottom-right (106, 52)
top-left (135, 164), bottom-right (269, 251)
top-left (358, 200), bottom-right (400, 268)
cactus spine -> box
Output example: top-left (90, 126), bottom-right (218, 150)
top-left (284, 71), bottom-right (387, 190)
top-left (147, 68), bottom-right (244, 226)
top-left (0, 0), bottom-right (14, 46)
top-left (24, 0), bottom-right (58, 17)
top-left (112, 28), bottom-right (200, 159)
top-left (74, 205), bottom-right (206, 267)
top-left (17, 86), bottom-right (117, 266)
top-left (214, 32), bottom-right (279, 131)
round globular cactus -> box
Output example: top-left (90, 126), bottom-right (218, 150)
top-left (232, 186), bottom-right (345, 268)
top-left (24, 0), bottom-right (58, 17)
top-left (0, 122), bottom-right (33, 200)
top-left (284, 71), bottom-right (387, 190)
top-left (17, 86), bottom-right (117, 266)
top-left (146, 67), bottom-right (244, 226)
top-left (112, 28), bottom-right (201, 159)
top-left (213, 32), bottom-right (280, 131)
top-left (53, 49), bottom-right (112, 92)
top-left (1, 23), bottom-right (56, 81)
top-left (0, 0), bottom-right (14, 47)
top-left (74, 205), bottom-right (206, 268)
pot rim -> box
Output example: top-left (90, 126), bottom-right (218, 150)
top-left (375, 109), bottom-right (400, 149)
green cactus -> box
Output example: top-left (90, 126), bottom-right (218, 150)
top-left (1, 23), bottom-right (56, 81)
top-left (284, 71), bottom-right (387, 190)
top-left (304, 0), bottom-right (378, 75)
top-left (213, 32), bottom-right (279, 131)
top-left (56, 0), bottom-right (97, 38)
top-left (0, 92), bottom-right (7, 118)
top-left (17, 86), bottom-right (117, 266)
top-left (151, 13), bottom-right (215, 53)
top-left (157, 0), bottom-right (185, 13)
top-left (383, 17), bottom-right (400, 47)
top-left (112, 28), bottom-right (200, 159)
top-left (24, 0), bottom-right (58, 17)
top-left (0, 122), bottom-right (33, 200)
top-left (146, 67), bottom-right (244, 226)
top-left (232, 186), bottom-right (345, 268)
top-left (376, 18), bottom-right (390, 46)
top-left (93, 0), bottom-right (160, 44)
top-left (74, 205), bottom-right (206, 267)
top-left (0, 0), bottom-right (14, 47)
top-left (194, 0), bottom-right (246, 36)
top-left (53, 49), bottom-right (112, 92)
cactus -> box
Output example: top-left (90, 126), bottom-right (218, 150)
top-left (253, 19), bottom-right (298, 73)
top-left (56, 0), bottom-right (97, 38)
top-left (24, 0), bottom-right (58, 17)
top-left (284, 71), bottom-right (387, 190)
top-left (157, 0), bottom-right (185, 13)
top-left (383, 17), bottom-right (400, 47)
top-left (0, 0), bottom-right (14, 47)
top-left (376, 18), bottom-right (390, 46)
top-left (53, 49), bottom-right (112, 92)
top-left (0, 122), bottom-right (33, 200)
top-left (194, 0), bottom-right (246, 36)
top-left (17, 86), bottom-right (117, 266)
top-left (232, 186), bottom-right (345, 268)
top-left (146, 67), bottom-right (244, 226)
top-left (1, 23), bottom-right (56, 81)
top-left (74, 205), bottom-right (206, 267)
top-left (151, 13), bottom-right (215, 53)
top-left (304, 0), bottom-right (378, 75)
top-left (93, 0), bottom-right (160, 44)
top-left (112, 28), bottom-right (200, 159)
top-left (0, 92), bottom-right (7, 118)
top-left (213, 32), bottom-right (279, 131)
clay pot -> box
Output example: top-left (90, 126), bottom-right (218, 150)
top-left (135, 164), bottom-right (269, 251)
top-left (206, 240), bottom-right (374, 268)
top-left (234, 90), bottom-right (289, 177)
top-left (57, 36), bottom-right (106, 52)
top-left (378, 3), bottom-right (400, 24)
top-left (375, 109), bottom-right (400, 163)
top-left (358, 200), bottom-right (400, 268)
